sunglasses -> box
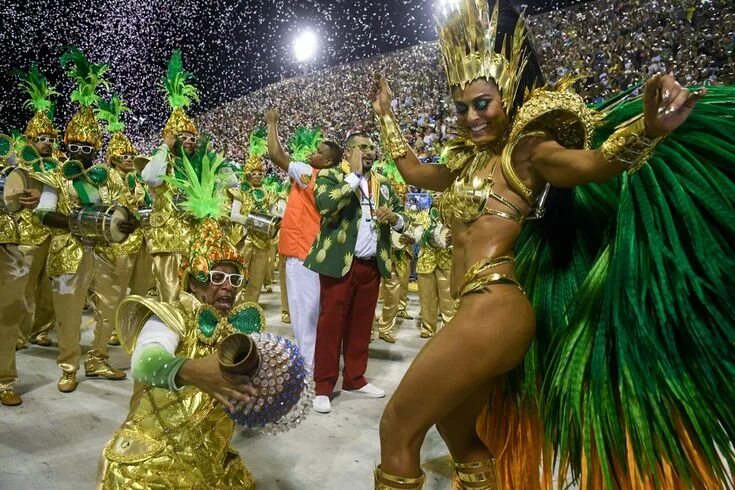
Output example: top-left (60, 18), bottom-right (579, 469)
top-left (178, 135), bottom-right (198, 143)
top-left (118, 154), bottom-right (135, 162)
top-left (68, 143), bottom-right (95, 154)
top-left (36, 136), bottom-right (56, 144)
top-left (209, 270), bottom-right (244, 288)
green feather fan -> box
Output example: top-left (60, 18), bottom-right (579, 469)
top-left (13, 65), bottom-right (59, 115)
top-left (162, 50), bottom-right (199, 109)
top-left (162, 145), bottom-right (226, 221)
top-left (60, 46), bottom-right (110, 108)
top-left (249, 127), bottom-right (268, 157)
top-left (514, 85), bottom-right (735, 488)
top-left (288, 127), bottom-right (322, 162)
top-left (96, 95), bottom-right (128, 134)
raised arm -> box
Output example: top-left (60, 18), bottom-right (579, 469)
top-left (265, 109), bottom-right (291, 173)
top-left (522, 74), bottom-right (706, 188)
top-left (372, 74), bottom-right (458, 191)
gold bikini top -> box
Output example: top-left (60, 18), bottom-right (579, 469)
top-left (438, 78), bottom-right (600, 228)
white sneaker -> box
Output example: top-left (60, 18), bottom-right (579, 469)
top-left (345, 383), bottom-right (385, 398)
top-left (313, 395), bottom-right (332, 413)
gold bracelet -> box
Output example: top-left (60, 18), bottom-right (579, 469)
top-left (600, 115), bottom-right (662, 173)
top-left (377, 113), bottom-right (408, 160)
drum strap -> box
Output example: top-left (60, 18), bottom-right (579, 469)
top-left (73, 180), bottom-right (101, 206)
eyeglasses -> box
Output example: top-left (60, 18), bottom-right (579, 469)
top-left (68, 143), bottom-right (95, 154)
top-left (209, 270), bottom-right (244, 288)
top-left (249, 171), bottom-right (263, 177)
top-left (36, 136), bottom-right (56, 144)
top-left (118, 154), bottom-right (135, 162)
top-left (178, 135), bottom-right (198, 144)
top-left (349, 143), bottom-right (375, 152)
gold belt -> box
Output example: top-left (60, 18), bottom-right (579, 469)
top-left (455, 255), bottom-right (524, 299)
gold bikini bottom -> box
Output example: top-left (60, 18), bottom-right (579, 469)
top-left (454, 255), bottom-right (524, 300)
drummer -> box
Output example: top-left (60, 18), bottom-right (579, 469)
top-left (375, 177), bottom-right (415, 344)
top-left (32, 48), bottom-right (137, 392)
top-left (229, 138), bottom-right (278, 305)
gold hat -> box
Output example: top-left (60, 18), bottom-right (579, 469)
top-left (244, 128), bottom-right (267, 174)
top-left (436, 0), bottom-right (536, 112)
top-left (181, 218), bottom-right (246, 290)
top-left (60, 47), bottom-right (109, 150)
top-left (97, 95), bottom-right (138, 164)
top-left (161, 50), bottom-right (200, 139)
top-left (14, 66), bottom-right (59, 139)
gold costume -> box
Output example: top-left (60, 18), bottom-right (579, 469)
top-left (414, 207), bottom-right (454, 337)
top-left (97, 293), bottom-right (255, 489)
top-left (376, 246), bottom-right (412, 341)
top-left (232, 184), bottom-right (277, 304)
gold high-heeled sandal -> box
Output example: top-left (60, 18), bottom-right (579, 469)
top-left (454, 458), bottom-right (500, 489)
top-left (374, 465), bottom-right (425, 489)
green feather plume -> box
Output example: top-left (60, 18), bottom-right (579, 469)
top-left (96, 95), bottom-right (128, 134)
top-left (60, 46), bottom-right (109, 108)
top-left (289, 127), bottom-right (322, 162)
top-left (161, 50), bottom-right (199, 109)
top-left (13, 65), bottom-right (59, 115)
top-left (249, 127), bottom-right (268, 157)
top-left (162, 145), bottom-right (226, 220)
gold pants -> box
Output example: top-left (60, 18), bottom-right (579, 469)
top-left (129, 244), bottom-right (155, 296)
top-left (376, 263), bottom-right (411, 336)
top-left (17, 239), bottom-right (55, 343)
top-left (151, 253), bottom-right (181, 303)
top-left (90, 252), bottom-right (138, 359)
top-left (241, 241), bottom-right (270, 304)
top-left (50, 248), bottom-right (118, 373)
top-left (417, 268), bottom-right (454, 336)
top-left (0, 244), bottom-right (31, 390)
top-left (263, 242), bottom-right (277, 287)
top-left (279, 254), bottom-right (289, 315)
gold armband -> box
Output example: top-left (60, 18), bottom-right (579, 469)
top-left (377, 113), bottom-right (408, 160)
top-left (600, 115), bottom-right (662, 173)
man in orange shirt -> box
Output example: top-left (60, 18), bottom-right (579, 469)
top-left (265, 110), bottom-right (342, 369)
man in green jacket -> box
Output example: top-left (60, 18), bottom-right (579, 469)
top-left (304, 132), bottom-right (406, 413)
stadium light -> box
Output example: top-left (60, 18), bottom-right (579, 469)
top-left (293, 30), bottom-right (319, 63)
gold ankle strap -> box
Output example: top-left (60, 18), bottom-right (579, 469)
top-left (374, 465), bottom-right (425, 489)
top-left (454, 458), bottom-right (500, 489)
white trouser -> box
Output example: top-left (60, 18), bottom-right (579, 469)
top-left (285, 257), bottom-right (320, 370)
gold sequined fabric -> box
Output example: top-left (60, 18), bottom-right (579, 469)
top-left (16, 209), bottom-right (50, 246)
top-left (99, 294), bottom-right (255, 489)
top-left (162, 107), bottom-right (198, 139)
top-left (0, 212), bottom-right (18, 244)
top-left (64, 106), bottom-right (103, 149)
top-left (145, 159), bottom-right (194, 254)
top-left (25, 111), bottom-right (58, 140)
top-left (106, 133), bottom-right (136, 164)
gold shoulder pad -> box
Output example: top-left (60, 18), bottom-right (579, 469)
top-left (501, 78), bottom-right (602, 203)
top-left (116, 294), bottom-right (191, 354)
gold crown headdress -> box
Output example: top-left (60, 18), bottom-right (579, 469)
top-left (97, 94), bottom-right (137, 165)
top-left (161, 50), bottom-right (200, 138)
top-left (60, 47), bottom-right (109, 149)
top-left (14, 65), bottom-right (59, 140)
top-left (244, 127), bottom-right (267, 174)
top-left (436, 0), bottom-right (533, 112)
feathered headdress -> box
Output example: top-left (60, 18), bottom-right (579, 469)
top-left (288, 127), bottom-right (322, 162)
top-left (60, 46), bottom-right (109, 149)
top-left (244, 127), bottom-right (267, 174)
top-left (436, 0), bottom-right (543, 113)
top-left (97, 94), bottom-right (137, 165)
top-left (14, 65), bottom-right (59, 140)
top-left (162, 148), bottom-right (244, 288)
top-left (161, 50), bottom-right (199, 139)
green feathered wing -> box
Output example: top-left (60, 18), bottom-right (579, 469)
top-left (515, 85), bottom-right (735, 488)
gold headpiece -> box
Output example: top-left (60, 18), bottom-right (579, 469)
top-left (161, 50), bottom-right (200, 139)
top-left (14, 66), bottom-right (59, 139)
top-left (181, 219), bottom-right (246, 290)
top-left (65, 107), bottom-right (103, 149)
top-left (244, 154), bottom-right (265, 174)
top-left (244, 128), bottom-right (267, 174)
top-left (60, 47), bottom-right (108, 150)
top-left (436, 0), bottom-right (532, 111)
top-left (107, 133), bottom-right (137, 164)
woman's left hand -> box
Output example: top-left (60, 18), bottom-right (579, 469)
top-left (643, 74), bottom-right (706, 138)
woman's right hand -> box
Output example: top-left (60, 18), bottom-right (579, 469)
top-left (372, 73), bottom-right (393, 117)
top-left (177, 352), bottom-right (257, 411)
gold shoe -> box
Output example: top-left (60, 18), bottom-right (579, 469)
top-left (397, 310), bottom-right (413, 320)
top-left (281, 312), bottom-right (291, 324)
top-left (15, 339), bottom-right (27, 351)
top-left (379, 332), bottom-right (396, 344)
top-left (265, 286), bottom-right (273, 293)
top-left (57, 372), bottom-right (78, 393)
top-left (107, 332), bottom-right (121, 346)
top-left (420, 332), bottom-right (433, 339)
top-left (32, 332), bottom-right (52, 347)
top-left (375, 466), bottom-right (425, 489)
top-left (1, 389), bottom-right (22, 406)
top-left (454, 458), bottom-right (500, 489)
top-left (85, 357), bottom-right (127, 380)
